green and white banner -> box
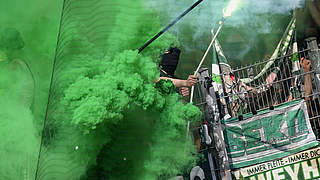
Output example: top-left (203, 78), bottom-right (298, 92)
top-left (222, 100), bottom-right (319, 169)
top-left (233, 146), bottom-right (320, 180)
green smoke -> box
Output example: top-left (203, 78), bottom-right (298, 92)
top-left (52, 49), bottom-right (201, 179)
top-left (0, 0), bottom-right (61, 179)
top-left (32, 0), bottom-right (201, 179)
top-left (0, 62), bottom-right (39, 179)
top-left (1, 0), bottom-right (298, 179)
top-left (147, 0), bottom-right (296, 69)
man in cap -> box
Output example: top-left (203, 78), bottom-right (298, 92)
top-left (158, 47), bottom-right (198, 96)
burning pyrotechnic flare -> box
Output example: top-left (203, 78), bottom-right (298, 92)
top-left (223, 0), bottom-right (239, 18)
top-left (192, 0), bottom-right (240, 77)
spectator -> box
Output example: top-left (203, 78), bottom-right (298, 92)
top-left (158, 47), bottom-right (197, 96)
top-left (300, 57), bottom-right (312, 114)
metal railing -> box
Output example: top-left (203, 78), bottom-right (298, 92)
top-left (221, 47), bottom-right (320, 138)
top-left (191, 38), bottom-right (320, 180)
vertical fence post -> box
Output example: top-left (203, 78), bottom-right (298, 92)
top-left (306, 37), bottom-right (320, 97)
top-left (198, 68), bottom-right (232, 180)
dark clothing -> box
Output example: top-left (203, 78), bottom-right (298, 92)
top-left (159, 47), bottom-right (182, 95)
top-left (160, 47), bottom-right (181, 77)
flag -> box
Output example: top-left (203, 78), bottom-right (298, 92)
top-left (241, 17), bottom-right (296, 83)
top-left (292, 41), bottom-right (300, 72)
top-left (212, 35), bottom-right (231, 93)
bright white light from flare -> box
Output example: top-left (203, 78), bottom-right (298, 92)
top-left (223, 0), bottom-right (239, 18)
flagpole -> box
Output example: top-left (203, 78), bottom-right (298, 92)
top-left (189, 19), bottom-right (225, 104)
top-left (187, 20), bottom-right (225, 139)
top-left (189, 0), bottom-right (240, 103)
top-left (194, 21), bottom-right (225, 77)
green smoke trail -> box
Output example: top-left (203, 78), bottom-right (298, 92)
top-left (0, 0), bottom-right (61, 179)
top-left (0, 0), bottom-right (296, 179)
top-left (31, 0), bottom-right (201, 179)
top-left (0, 62), bottom-right (39, 179)
top-left (39, 43), bottom-right (200, 179)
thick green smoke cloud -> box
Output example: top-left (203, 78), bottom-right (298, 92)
top-left (0, 62), bottom-right (39, 179)
top-left (33, 0), bottom-right (201, 179)
top-left (0, 0), bottom-right (61, 179)
top-left (0, 0), bottom-right (299, 179)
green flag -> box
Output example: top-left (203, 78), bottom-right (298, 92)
top-left (241, 17), bottom-right (296, 83)
top-left (212, 35), bottom-right (231, 90)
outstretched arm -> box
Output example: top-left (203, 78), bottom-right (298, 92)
top-left (158, 75), bottom-right (198, 88)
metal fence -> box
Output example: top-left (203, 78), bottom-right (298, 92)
top-left (221, 47), bottom-right (320, 139)
top-left (191, 38), bottom-right (320, 180)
